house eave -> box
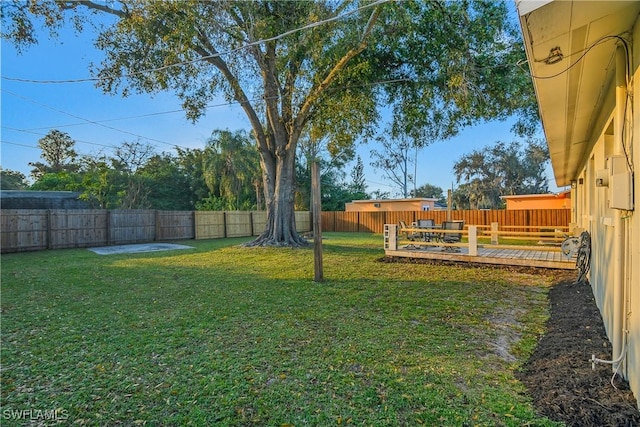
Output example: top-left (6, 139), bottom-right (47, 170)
top-left (517, 0), bottom-right (640, 187)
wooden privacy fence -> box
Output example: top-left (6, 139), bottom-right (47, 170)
top-left (321, 209), bottom-right (571, 234)
top-left (1, 209), bottom-right (311, 253)
top-left (1, 208), bottom-right (569, 253)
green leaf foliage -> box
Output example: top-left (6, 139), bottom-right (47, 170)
top-left (0, 169), bottom-right (29, 190)
top-left (28, 129), bottom-right (79, 180)
top-left (2, 1), bottom-right (540, 243)
top-left (453, 140), bottom-right (550, 209)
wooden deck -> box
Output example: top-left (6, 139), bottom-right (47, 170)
top-left (385, 244), bottom-right (577, 270)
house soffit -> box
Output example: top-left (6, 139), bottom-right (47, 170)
top-left (518, 1), bottom-right (640, 187)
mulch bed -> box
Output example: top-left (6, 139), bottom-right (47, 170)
top-left (380, 257), bottom-right (640, 426)
top-left (517, 276), bottom-right (639, 427)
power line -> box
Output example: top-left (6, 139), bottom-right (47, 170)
top-left (2, 0), bottom-right (390, 85)
top-left (20, 76), bottom-right (410, 132)
top-left (1, 88), bottom-right (185, 149)
top-left (3, 77), bottom-right (409, 138)
top-left (365, 179), bottom-right (395, 189)
top-left (24, 108), bottom-right (185, 131)
top-left (1, 141), bottom-right (40, 149)
top-left (22, 99), bottom-right (239, 132)
top-left (2, 126), bottom-right (117, 149)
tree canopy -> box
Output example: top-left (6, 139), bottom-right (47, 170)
top-left (3, 0), bottom-right (538, 245)
top-left (411, 183), bottom-right (445, 204)
top-left (0, 168), bottom-right (29, 190)
top-left (28, 129), bottom-right (78, 180)
top-left (452, 140), bottom-right (550, 209)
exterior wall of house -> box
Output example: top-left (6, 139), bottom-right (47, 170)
top-left (345, 199), bottom-right (436, 212)
top-left (628, 19), bottom-right (640, 406)
top-left (503, 194), bottom-right (570, 210)
top-left (571, 18), bottom-right (639, 405)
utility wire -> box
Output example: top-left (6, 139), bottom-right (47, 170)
top-left (24, 107), bottom-right (188, 131)
top-left (3, 77), bottom-right (410, 137)
top-left (0, 141), bottom-right (40, 149)
top-left (2, 0), bottom-right (390, 85)
top-left (516, 34), bottom-right (629, 80)
top-left (365, 179), bottom-right (395, 189)
top-left (518, 33), bottom-right (634, 174)
top-left (22, 101), bottom-right (231, 131)
top-left (2, 88), bottom-right (183, 149)
top-left (2, 125), bottom-right (117, 149)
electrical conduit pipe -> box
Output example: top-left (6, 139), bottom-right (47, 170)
top-left (593, 43), bottom-right (628, 374)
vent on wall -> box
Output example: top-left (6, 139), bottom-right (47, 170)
top-left (373, 203), bottom-right (381, 208)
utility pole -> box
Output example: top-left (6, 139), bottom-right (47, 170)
top-left (311, 161), bottom-right (323, 282)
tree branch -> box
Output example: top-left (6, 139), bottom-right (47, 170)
top-left (61, 0), bottom-right (127, 18)
top-left (295, 5), bottom-right (383, 132)
top-left (192, 29), bottom-right (268, 154)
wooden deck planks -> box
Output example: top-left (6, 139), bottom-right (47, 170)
top-left (388, 245), bottom-right (576, 270)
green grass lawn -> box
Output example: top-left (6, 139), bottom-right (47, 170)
top-left (1, 233), bottom-right (562, 426)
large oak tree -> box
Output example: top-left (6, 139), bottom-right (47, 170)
top-left (3, 0), bottom-right (536, 246)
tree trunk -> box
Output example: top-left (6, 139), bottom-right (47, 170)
top-left (245, 143), bottom-right (308, 247)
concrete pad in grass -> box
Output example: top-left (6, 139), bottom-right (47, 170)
top-left (89, 243), bottom-right (194, 255)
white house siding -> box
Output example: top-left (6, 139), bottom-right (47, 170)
top-left (628, 17), bottom-right (640, 408)
top-left (571, 14), bottom-right (640, 407)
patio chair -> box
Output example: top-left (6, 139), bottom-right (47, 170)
top-left (398, 220), bottom-right (418, 241)
top-left (441, 220), bottom-right (464, 251)
top-left (417, 218), bottom-right (436, 242)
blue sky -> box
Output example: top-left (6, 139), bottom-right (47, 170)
top-left (1, 14), bottom-right (562, 196)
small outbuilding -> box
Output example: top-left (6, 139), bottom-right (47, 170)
top-left (0, 191), bottom-right (90, 209)
top-left (345, 198), bottom-right (438, 212)
top-left (501, 191), bottom-right (571, 210)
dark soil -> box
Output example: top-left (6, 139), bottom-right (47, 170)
top-left (380, 257), bottom-right (640, 426)
top-left (518, 275), bottom-right (639, 427)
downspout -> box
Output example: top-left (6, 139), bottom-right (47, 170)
top-left (594, 44), bottom-right (628, 374)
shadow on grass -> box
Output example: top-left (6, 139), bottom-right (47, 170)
top-left (1, 233), bottom-right (563, 426)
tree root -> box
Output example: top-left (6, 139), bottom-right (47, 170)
top-left (243, 233), bottom-right (310, 248)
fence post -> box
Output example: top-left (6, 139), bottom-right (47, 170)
top-left (192, 211), bottom-right (196, 239)
top-left (491, 222), bottom-right (499, 245)
top-left (468, 225), bottom-right (477, 256)
top-left (106, 210), bottom-right (111, 245)
top-left (312, 161), bottom-right (323, 282)
top-left (383, 212), bottom-right (388, 234)
top-left (46, 209), bottom-right (52, 250)
top-left (384, 224), bottom-right (397, 251)
top-left (155, 210), bottom-right (160, 241)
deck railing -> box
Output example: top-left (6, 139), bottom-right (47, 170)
top-left (386, 222), bottom-right (578, 256)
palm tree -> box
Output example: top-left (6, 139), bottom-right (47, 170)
top-left (203, 130), bottom-right (262, 210)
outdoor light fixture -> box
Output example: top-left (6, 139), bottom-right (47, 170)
top-left (544, 46), bottom-right (564, 65)
top-left (570, 180), bottom-right (577, 189)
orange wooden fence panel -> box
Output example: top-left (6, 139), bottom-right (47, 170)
top-left (320, 209), bottom-right (570, 233)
